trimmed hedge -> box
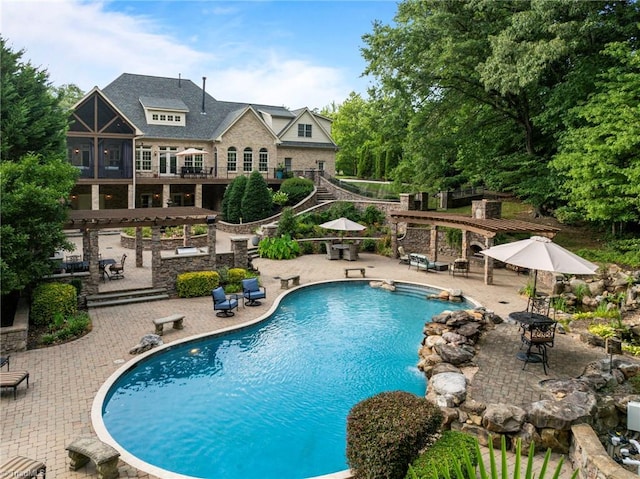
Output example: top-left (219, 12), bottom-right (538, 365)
top-left (406, 430), bottom-right (477, 479)
top-left (176, 271), bottom-right (220, 298)
top-left (347, 391), bottom-right (443, 479)
top-left (279, 177), bottom-right (314, 204)
top-left (31, 282), bottom-right (77, 326)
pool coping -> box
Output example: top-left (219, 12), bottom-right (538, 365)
top-left (91, 278), bottom-right (482, 479)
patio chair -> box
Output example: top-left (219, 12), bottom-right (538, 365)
top-left (109, 254), bottom-right (127, 280)
top-left (242, 277), bottom-right (266, 306)
top-left (343, 242), bottom-right (359, 261)
top-left (520, 320), bottom-right (557, 374)
top-left (450, 258), bottom-right (469, 277)
top-left (212, 287), bottom-right (239, 317)
top-left (398, 246), bottom-right (410, 264)
top-left (325, 242), bottom-right (340, 260)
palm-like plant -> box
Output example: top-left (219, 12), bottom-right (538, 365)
top-left (408, 435), bottom-right (578, 479)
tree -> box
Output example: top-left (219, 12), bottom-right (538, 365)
top-left (360, 0), bottom-right (639, 212)
top-left (1, 154), bottom-right (77, 295)
top-left (241, 171), bottom-right (273, 222)
top-left (224, 175), bottom-right (248, 223)
top-left (551, 42), bottom-right (640, 234)
top-left (1, 37), bottom-right (68, 162)
top-left (0, 39), bottom-right (77, 311)
top-left (51, 83), bottom-right (85, 111)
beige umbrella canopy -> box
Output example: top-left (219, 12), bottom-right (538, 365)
top-left (176, 148), bottom-right (208, 156)
top-left (319, 217), bottom-right (366, 232)
top-left (480, 236), bottom-right (599, 295)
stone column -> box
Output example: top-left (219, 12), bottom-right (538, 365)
top-left (135, 227), bottom-right (143, 267)
top-left (91, 184), bottom-right (100, 210)
top-left (183, 225), bottom-right (191, 247)
top-left (162, 184), bottom-right (171, 207)
top-left (195, 184), bottom-right (203, 208)
top-left (128, 183), bottom-right (134, 208)
top-left (262, 224), bottom-right (278, 238)
top-left (430, 226), bottom-right (438, 261)
top-left (82, 229), bottom-right (91, 260)
top-left (484, 236), bottom-right (494, 285)
top-left (207, 219), bottom-right (217, 262)
top-left (151, 226), bottom-right (161, 288)
top-left (86, 229), bottom-right (100, 295)
top-left (399, 193), bottom-right (411, 210)
top-left (231, 236), bottom-right (250, 269)
top-left (461, 230), bottom-right (469, 260)
top-left (391, 223), bottom-right (398, 258)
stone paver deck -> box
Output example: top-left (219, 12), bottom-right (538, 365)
top-left (0, 231), bottom-right (605, 478)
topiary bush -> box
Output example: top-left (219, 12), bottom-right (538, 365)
top-left (279, 177), bottom-right (314, 204)
top-left (224, 175), bottom-right (248, 223)
top-left (242, 171), bottom-right (274, 222)
top-left (31, 282), bottom-right (77, 326)
top-left (176, 271), bottom-right (220, 298)
top-left (346, 391), bottom-right (443, 479)
top-left (406, 430), bottom-right (477, 479)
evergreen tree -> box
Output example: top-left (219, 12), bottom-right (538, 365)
top-left (225, 175), bottom-right (247, 223)
top-left (242, 171), bottom-right (273, 222)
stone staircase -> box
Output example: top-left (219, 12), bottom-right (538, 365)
top-left (316, 186), bottom-right (335, 202)
top-left (86, 288), bottom-right (169, 308)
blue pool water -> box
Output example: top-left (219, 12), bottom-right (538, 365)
top-left (101, 282), bottom-right (469, 479)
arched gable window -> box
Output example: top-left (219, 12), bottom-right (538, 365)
top-left (259, 148), bottom-right (268, 172)
top-left (227, 147), bottom-right (237, 172)
top-left (243, 147), bottom-right (253, 172)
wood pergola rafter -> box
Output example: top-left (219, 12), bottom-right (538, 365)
top-left (64, 207), bottom-right (217, 230)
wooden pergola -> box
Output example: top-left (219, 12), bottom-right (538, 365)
top-left (389, 210), bottom-right (560, 285)
top-left (64, 207), bottom-right (217, 230)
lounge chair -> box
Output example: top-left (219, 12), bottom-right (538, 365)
top-left (242, 277), bottom-right (266, 306)
top-left (450, 258), bottom-right (469, 277)
top-left (0, 370), bottom-right (29, 399)
top-left (212, 287), bottom-right (239, 317)
top-left (0, 456), bottom-right (46, 478)
top-left (409, 253), bottom-right (436, 272)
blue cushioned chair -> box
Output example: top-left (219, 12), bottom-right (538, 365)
top-left (212, 287), bottom-right (239, 317)
top-left (242, 278), bottom-right (266, 306)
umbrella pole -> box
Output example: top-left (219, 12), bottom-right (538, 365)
top-left (532, 270), bottom-right (538, 298)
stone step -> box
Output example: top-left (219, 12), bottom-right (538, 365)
top-left (87, 294), bottom-right (170, 308)
top-left (86, 288), bottom-right (167, 301)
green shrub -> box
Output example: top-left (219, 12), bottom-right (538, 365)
top-left (277, 207), bottom-right (298, 237)
top-left (362, 205), bottom-right (386, 226)
top-left (280, 177), bottom-right (314, 204)
top-left (299, 241), bottom-right (316, 255)
top-left (406, 430), bottom-right (477, 479)
top-left (361, 238), bottom-right (378, 252)
top-left (31, 282), bottom-right (77, 326)
top-left (242, 171), bottom-right (274, 222)
top-left (38, 311), bottom-right (91, 346)
top-left (257, 235), bottom-right (301, 260)
top-left (70, 278), bottom-right (83, 295)
top-left (225, 175), bottom-right (248, 223)
top-left (66, 312), bottom-right (90, 336)
top-left (227, 268), bottom-right (247, 284)
top-left (272, 189), bottom-right (289, 206)
top-left (176, 271), bottom-right (221, 298)
top-left (346, 391), bottom-right (443, 479)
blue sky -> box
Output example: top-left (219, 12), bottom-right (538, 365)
top-left (2, 0), bottom-right (398, 109)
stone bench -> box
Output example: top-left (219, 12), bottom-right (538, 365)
top-left (344, 267), bottom-right (366, 278)
top-left (152, 314), bottom-right (185, 336)
top-left (66, 436), bottom-right (120, 479)
top-left (280, 275), bottom-right (300, 289)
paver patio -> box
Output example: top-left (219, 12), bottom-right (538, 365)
top-left (0, 231), bottom-right (604, 478)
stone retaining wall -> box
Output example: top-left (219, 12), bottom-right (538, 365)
top-left (0, 297), bottom-right (29, 353)
top-left (120, 234), bottom-right (208, 251)
top-left (570, 423), bottom-right (637, 479)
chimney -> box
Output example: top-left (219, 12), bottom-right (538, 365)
top-left (178, 73), bottom-right (181, 88)
top-left (201, 76), bottom-right (207, 114)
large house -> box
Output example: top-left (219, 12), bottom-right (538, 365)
top-left (66, 73), bottom-right (337, 211)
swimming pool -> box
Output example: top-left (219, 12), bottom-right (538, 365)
top-left (94, 281), bottom-right (471, 479)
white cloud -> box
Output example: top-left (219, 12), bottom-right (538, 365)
top-left (2, 0), bottom-right (354, 108)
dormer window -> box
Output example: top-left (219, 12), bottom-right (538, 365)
top-left (298, 124), bottom-right (312, 138)
top-left (139, 96), bottom-right (188, 127)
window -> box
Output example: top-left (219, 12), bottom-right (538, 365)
top-left (167, 115), bottom-right (174, 121)
top-left (298, 124), bottom-right (312, 138)
top-left (284, 157), bottom-right (292, 171)
top-left (243, 148), bottom-right (253, 172)
top-left (175, 115), bottom-right (181, 122)
top-left (136, 146), bottom-right (152, 171)
top-left (317, 161), bottom-right (325, 171)
top-left (152, 114), bottom-right (159, 121)
top-left (258, 148), bottom-right (268, 172)
top-left (227, 147), bottom-right (237, 171)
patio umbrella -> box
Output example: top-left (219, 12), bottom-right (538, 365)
top-left (480, 236), bottom-right (598, 295)
top-left (176, 148), bottom-right (208, 156)
top-left (319, 217), bottom-right (366, 242)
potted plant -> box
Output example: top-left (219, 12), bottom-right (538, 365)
top-left (276, 163), bottom-right (285, 179)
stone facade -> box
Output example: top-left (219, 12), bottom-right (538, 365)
top-left (0, 297), bottom-right (29, 353)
